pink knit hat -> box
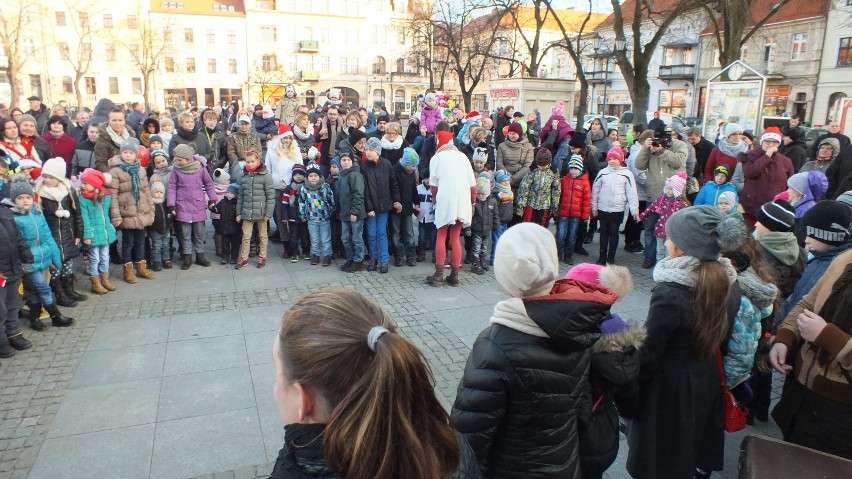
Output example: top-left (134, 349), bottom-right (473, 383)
top-left (551, 100), bottom-right (565, 117)
top-left (565, 263), bottom-right (633, 298)
top-left (665, 171), bottom-right (687, 197)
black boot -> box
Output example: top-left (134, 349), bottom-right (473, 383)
top-left (63, 275), bottom-right (88, 302)
top-left (366, 259), bottom-right (378, 272)
top-left (45, 303), bottom-right (74, 327)
top-left (471, 258), bottom-right (485, 275)
top-left (51, 278), bottom-right (77, 307)
top-left (28, 304), bottom-right (49, 331)
top-left (596, 248), bottom-right (607, 265)
top-left (195, 253), bottom-right (211, 267)
top-left (479, 254), bottom-right (490, 271)
top-left (181, 254), bottom-right (193, 270)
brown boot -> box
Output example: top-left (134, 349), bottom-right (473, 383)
top-left (426, 265), bottom-right (445, 286)
top-left (123, 263), bottom-right (138, 284)
top-left (99, 272), bottom-right (117, 291)
top-left (135, 260), bottom-right (156, 280)
top-left (447, 266), bottom-right (460, 287)
top-left (214, 234), bottom-right (223, 257)
top-left (90, 276), bottom-right (108, 295)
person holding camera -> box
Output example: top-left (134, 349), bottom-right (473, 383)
top-left (634, 127), bottom-right (688, 269)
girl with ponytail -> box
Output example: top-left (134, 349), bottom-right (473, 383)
top-left (626, 206), bottom-right (746, 479)
top-left (270, 290), bottom-right (479, 479)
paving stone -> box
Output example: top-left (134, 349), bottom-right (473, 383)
top-left (158, 367), bottom-right (256, 422)
top-left (70, 343), bottom-right (166, 389)
top-left (163, 335), bottom-right (248, 376)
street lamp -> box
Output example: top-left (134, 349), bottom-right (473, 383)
top-left (592, 34), bottom-right (626, 117)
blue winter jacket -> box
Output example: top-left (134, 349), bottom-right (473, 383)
top-left (79, 195), bottom-right (117, 247)
top-left (723, 269), bottom-right (777, 388)
top-left (694, 181), bottom-right (737, 206)
top-left (7, 200), bottom-right (62, 271)
top-left (778, 242), bottom-right (852, 327)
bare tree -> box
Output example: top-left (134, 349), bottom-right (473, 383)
top-left (496, 0), bottom-right (557, 77)
top-left (247, 60), bottom-right (292, 105)
top-left (0, 0), bottom-right (36, 108)
top-left (608, 0), bottom-right (701, 124)
top-left (63, 1), bottom-right (103, 110)
top-left (397, 9), bottom-right (442, 90)
top-left (543, 0), bottom-right (598, 127)
top-left (109, 9), bottom-right (171, 111)
top-left (702, 0), bottom-right (794, 67)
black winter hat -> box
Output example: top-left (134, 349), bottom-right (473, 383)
top-left (348, 127), bottom-right (366, 146)
top-left (802, 200), bottom-right (852, 246)
top-left (757, 200), bottom-right (796, 233)
top-left (568, 132), bottom-right (586, 149)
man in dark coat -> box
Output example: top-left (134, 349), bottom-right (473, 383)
top-left (82, 98), bottom-right (116, 135)
top-left (687, 127), bottom-right (715, 186)
top-left (24, 96), bottom-right (51, 133)
top-left (808, 120), bottom-right (851, 161)
top-left (826, 144), bottom-right (852, 199)
top-left (780, 128), bottom-right (808, 172)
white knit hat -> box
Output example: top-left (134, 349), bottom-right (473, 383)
top-left (495, 223), bottom-right (559, 298)
top-left (41, 157), bottom-right (67, 180)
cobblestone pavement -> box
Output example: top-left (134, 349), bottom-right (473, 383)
top-left (0, 229), bottom-right (783, 479)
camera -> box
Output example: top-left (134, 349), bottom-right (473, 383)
top-left (652, 128), bottom-right (672, 148)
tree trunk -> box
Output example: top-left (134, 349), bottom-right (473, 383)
top-left (462, 91), bottom-right (473, 113)
top-left (630, 79), bottom-right (651, 126)
top-left (575, 80), bottom-right (589, 129)
top-left (7, 61), bottom-right (21, 109)
top-left (143, 70), bottom-right (153, 111)
top-left (74, 72), bottom-right (84, 111)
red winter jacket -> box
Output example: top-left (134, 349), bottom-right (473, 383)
top-left (739, 147), bottom-right (795, 217)
top-left (558, 172), bottom-right (591, 219)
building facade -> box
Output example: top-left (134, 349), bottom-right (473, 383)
top-left (812, 0), bottom-right (852, 124)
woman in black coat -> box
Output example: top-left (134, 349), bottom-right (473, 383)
top-left (626, 207), bottom-right (745, 479)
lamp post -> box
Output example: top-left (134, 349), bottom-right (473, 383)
top-left (593, 34), bottom-right (626, 117)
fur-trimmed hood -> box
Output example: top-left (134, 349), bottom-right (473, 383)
top-left (592, 321), bottom-right (646, 354)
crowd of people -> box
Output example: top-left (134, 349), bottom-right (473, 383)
top-left (1, 89), bottom-right (851, 478)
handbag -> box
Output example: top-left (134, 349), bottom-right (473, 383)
top-left (716, 350), bottom-right (749, 433)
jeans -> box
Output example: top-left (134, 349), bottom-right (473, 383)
top-left (557, 217), bottom-right (581, 257)
top-left (418, 222), bottom-right (437, 250)
top-left (307, 220), bottom-right (332, 257)
top-left (643, 212), bottom-right (659, 262)
top-left (0, 278), bottom-right (23, 345)
top-left (341, 219), bottom-right (365, 262)
top-left (239, 220), bottom-right (268, 260)
top-left (366, 211), bottom-right (390, 263)
top-left (491, 224), bottom-right (507, 262)
top-left (88, 245), bottom-right (110, 276)
top-left (471, 233), bottom-right (492, 257)
top-left (656, 237), bottom-right (668, 263)
top-left (391, 213), bottom-right (417, 259)
top-left (177, 221), bottom-right (205, 255)
top-left (553, 139), bottom-right (569, 174)
top-left (121, 228), bottom-right (146, 263)
top-left (28, 270), bottom-right (55, 305)
top-left (149, 230), bottom-right (171, 264)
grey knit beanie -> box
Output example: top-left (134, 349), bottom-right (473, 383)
top-left (665, 206), bottom-right (747, 260)
top-left (10, 177), bottom-right (34, 200)
top-left (173, 143), bottom-right (195, 160)
top-left (120, 137), bottom-right (140, 153)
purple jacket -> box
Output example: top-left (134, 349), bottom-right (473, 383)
top-left (539, 114), bottom-right (574, 146)
top-left (167, 157), bottom-right (217, 223)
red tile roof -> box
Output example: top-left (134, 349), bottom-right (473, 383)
top-left (700, 0), bottom-right (829, 35)
top-left (597, 0), bottom-right (684, 29)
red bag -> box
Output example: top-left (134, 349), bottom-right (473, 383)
top-left (716, 350), bottom-right (749, 433)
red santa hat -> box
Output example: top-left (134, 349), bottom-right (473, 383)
top-left (278, 123), bottom-right (293, 137)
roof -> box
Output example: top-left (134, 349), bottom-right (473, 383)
top-left (597, 0), bottom-right (684, 29)
top-left (500, 6), bottom-right (608, 32)
top-left (149, 0), bottom-right (245, 16)
top-left (699, 0), bottom-right (828, 35)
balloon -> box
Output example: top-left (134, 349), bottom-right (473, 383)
top-left (502, 125), bottom-right (509, 137)
top-left (137, 145), bottom-right (150, 168)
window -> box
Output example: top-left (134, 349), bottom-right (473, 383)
top-left (58, 42), bottom-right (70, 60)
top-left (132, 78), bottom-right (142, 94)
top-left (160, 1), bottom-right (185, 7)
top-left (260, 25), bottom-right (277, 42)
top-left (109, 77), bottom-right (119, 94)
top-left (227, 30), bottom-right (236, 45)
top-left (82, 43), bottom-right (92, 60)
top-left (257, 0), bottom-right (276, 9)
top-left (791, 33), bottom-right (807, 61)
top-left (103, 14), bottom-right (113, 28)
top-left (396, 58), bottom-right (404, 73)
top-left (262, 54), bottom-right (277, 70)
top-left (129, 44), bottom-right (141, 60)
top-left (85, 77), bottom-right (96, 95)
top-left (164, 28), bottom-right (173, 43)
top-left (303, 56), bottom-right (314, 71)
top-left (79, 13), bottom-right (89, 27)
top-left (350, 57), bottom-right (360, 74)
top-left (184, 28), bottom-right (194, 43)
top-left (165, 56), bottom-right (175, 72)
top-left (22, 39), bottom-right (35, 55)
top-left (206, 30), bottom-right (215, 46)
top-left (186, 57), bottom-right (196, 73)
top-left (763, 37), bottom-right (775, 63)
top-left (213, 4), bottom-right (236, 11)
top-left (229, 59), bottom-right (237, 74)
top-left (839, 37), bottom-right (852, 67)
top-left (126, 15), bottom-right (137, 29)
top-left (287, 55), bottom-right (297, 72)
top-left (340, 56), bottom-right (348, 72)
top-left (320, 55), bottom-right (330, 73)
top-left (62, 77), bottom-right (73, 94)
top-left (106, 45), bottom-right (116, 61)
top-left (208, 58), bottom-right (216, 74)
top-left (56, 12), bottom-right (66, 26)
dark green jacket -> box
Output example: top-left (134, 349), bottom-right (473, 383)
top-left (337, 162), bottom-right (366, 219)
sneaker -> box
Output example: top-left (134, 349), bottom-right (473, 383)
top-left (346, 260), bottom-right (364, 273)
top-left (257, 257), bottom-right (267, 269)
top-left (235, 259), bottom-right (249, 270)
top-left (394, 257), bottom-right (404, 267)
top-left (303, 253), bottom-right (312, 261)
top-left (378, 262), bottom-right (389, 274)
top-left (290, 255), bottom-right (299, 263)
top-left (406, 258), bottom-right (417, 267)
top-left (310, 255), bottom-right (320, 265)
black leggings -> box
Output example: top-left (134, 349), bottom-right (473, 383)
top-left (597, 211), bottom-right (624, 259)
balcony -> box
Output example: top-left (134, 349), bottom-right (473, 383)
top-left (586, 70), bottom-right (614, 84)
top-left (300, 70), bottom-right (320, 81)
top-left (658, 64), bottom-right (695, 80)
top-left (299, 40), bottom-right (319, 53)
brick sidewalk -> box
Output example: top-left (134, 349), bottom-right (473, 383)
top-left (0, 229), bottom-right (782, 479)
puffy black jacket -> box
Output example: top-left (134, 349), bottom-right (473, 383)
top-left (0, 204), bottom-right (33, 281)
top-left (168, 127), bottom-right (213, 162)
top-left (362, 158), bottom-right (400, 214)
top-left (213, 197), bottom-right (240, 235)
top-left (392, 162), bottom-right (418, 216)
top-left (452, 279), bottom-right (617, 478)
top-left (38, 189), bottom-right (82, 262)
top-left (470, 196), bottom-right (499, 234)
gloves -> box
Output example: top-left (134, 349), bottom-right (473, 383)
top-left (168, 207), bottom-right (177, 218)
top-left (207, 201), bottom-right (216, 210)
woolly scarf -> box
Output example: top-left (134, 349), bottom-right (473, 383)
top-left (653, 255), bottom-right (737, 287)
top-left (380, 135), bottom-right (403, 150)
top-left (306, 175), bottom-right (325, 191)
top-left (718, 137), bottom-right (748, 158)
top-left (737, 268), bottom-right (778, 309)
top-left (106, 125), bottom-right (130, 147)
top-left (318, 117), bottom-right (345, 142)
top-left (496, 182), bottom-right (514, 201)
top-left (177, 127), bottom-right (198, 141)
top-left (756, 232), bottom-right (800, 266)
top-left (176, 160), bottom-right (202, 175)
top-left (288, 181), bottom-right (304, 206)
top-left (490, 297), bottom-right (549, 338)
top-left (587, 128), bottom-right (605, 142)
top-left (35, 181), bottom-right (72, 218)
top-left (117, 161), bottom-right (142, 203)
top-left (292, 123), bottom-right (311, 141)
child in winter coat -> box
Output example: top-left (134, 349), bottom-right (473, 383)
top-left (78, 169), bottom-right (116, 295)
top-left (6, 178), bottom-right (74, 331)
top-left (213, 184), bottom-right (241, 265)
top-left (491, 170), bottom-right (514, 262)
top-left (470, 174), bottom-right (499, 275)
top-left (147, 180), bottom-right (173, 271)
top-left (717, 191), bottom-right (744, 220)
top-left (564, 263), bottom-right (641, 479)
top-left (235, 149), bottom-right (275, 269)
top-left (591, 147), bottom-right (639, 265)
top-left (638, 172), bottom-right (690, 263)
top-left (167, 144), bottom-right (218, 270)
top-left (391, 148), bottom-right (420, 267)
top-left (420, 93), bottom-right (443, 134)
top-left (211, 168), bottom-right (231, 259)
top-left (786, 171), bottom-right (829, 244)
top-left (516, 148), bottom-right (560, 227)
top-left (35, 157), bottom-right (87, 307)
top-left (0, 176), bottom-right (35, 357)
top-left (299, 163), bottom-right (336, 266)
top-left (694, 165), bottom-right (737, 206)
top-left (336, 152), bottom-right (367, 272)
top-left (539, 100), bottom-right (575, 173)
top-left (282, 164), bottom-right (310, 261)
top-left (416, 177), bottom-right (436, 262)
top-left (557, 155), bottom-right (591, 265)
top-left (452, 223), bottom-right (619, 478)
top-left (147, 149), bottom-right (172, 185)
